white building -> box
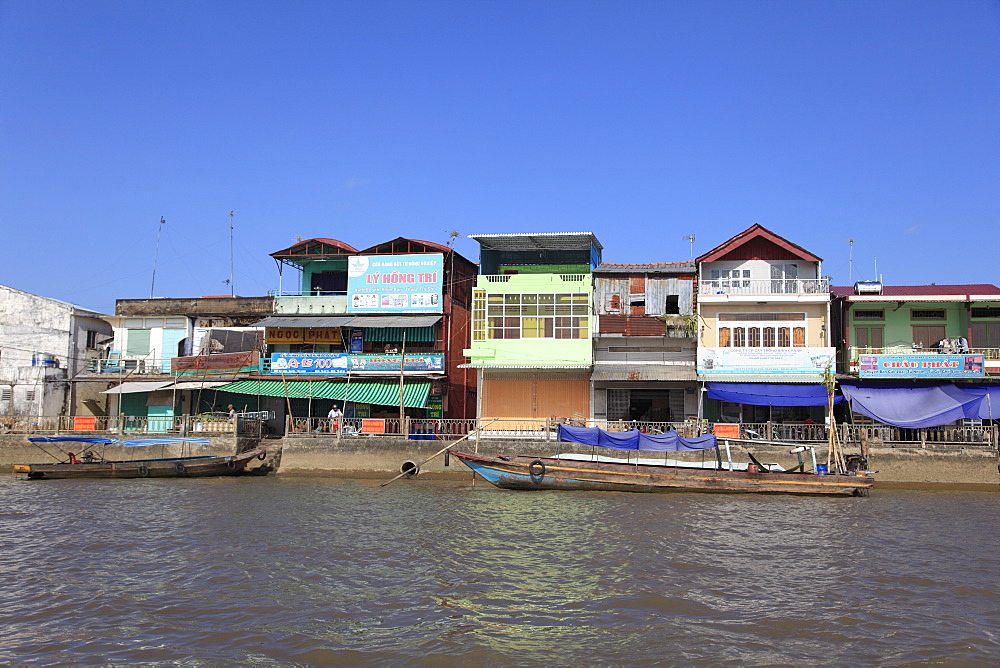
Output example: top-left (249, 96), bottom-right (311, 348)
top-left (0, 284), bottom-right (112, 419)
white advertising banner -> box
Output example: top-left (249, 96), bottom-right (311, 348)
top-left (697, 347), bottom-right (835, 375)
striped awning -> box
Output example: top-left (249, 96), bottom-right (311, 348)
top-left (216, 379), bottom-right (431, 408)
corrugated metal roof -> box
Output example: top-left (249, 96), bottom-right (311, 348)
top-left (102, 381), bottom-right (174, 394)
top-left (253, 315), bottom-right (441, 328)
top-left (595, 262), bottom-right (695, 274)
top-left (217, 379), bottom-right (430, 408)
top-left (468, 232), bottom-right (603, 252)
top-left (592, 364), bottom-right (697, 381)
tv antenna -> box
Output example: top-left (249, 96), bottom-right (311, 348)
top-left (228, 211), bottom-right (235, 297)
top-left (681, 234), bottom-right (695, 261)
top-left (848, 238), bottom-right (855, 283)
top-left (150, 216), bottom-right (165, 298)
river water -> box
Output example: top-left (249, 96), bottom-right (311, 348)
top-left (1, 475), bottom-right (997, 665)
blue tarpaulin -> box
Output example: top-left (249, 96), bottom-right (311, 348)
top-left (840, 383), bottom-right (996, 428)
top-left (557, 424), bottom-right (718, 452)
top-left (706, 383), bottom-right (842, 407)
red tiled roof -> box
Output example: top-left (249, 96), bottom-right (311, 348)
top-left (832, 284), bottom-right (1000, 298)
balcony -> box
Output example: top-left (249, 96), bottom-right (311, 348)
top-left (699, 278), bottom-right (829, 297)
top-left (271, 290), bottom-right (348, 315)
top-left (481, 274), bottom-right (588, 284)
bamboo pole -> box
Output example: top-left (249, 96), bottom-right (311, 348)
top-left (378, 419), bottom-right (496, 487)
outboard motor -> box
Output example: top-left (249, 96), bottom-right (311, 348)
top-left (844, 454), bottom-right (868, 474)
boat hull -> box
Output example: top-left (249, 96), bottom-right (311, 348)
top-left (453, 452), bottom-right (873, 496)
top-left (14, 449), bottom-right (266, 480)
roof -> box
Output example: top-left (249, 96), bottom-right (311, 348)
top-left (358, 236), bottom-right (454, 255)
top-left (269, 238), bottom-right (359, 259)
top-left (832, 284), bottom-right (1000, 299)
top-left (468, 232), bottom-right (603, 252)
top-left (696, 224), bottom-right (821, 263)
top-left (253, 315), bottom-right (442, 328)
top-left (595, 262), bottom-right (695, 274)
top-left (591, 364), bottom-right (697, 381)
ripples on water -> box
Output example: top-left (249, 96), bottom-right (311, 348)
top-left (0, 474), bottom-right (997, 665)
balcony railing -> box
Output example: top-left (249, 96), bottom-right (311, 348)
top-left (848, 347), bottom-right (1000, 362)
top-left (482, 274), bottom-right (588, 284)
top-left (700, 278), bottom-right (829, 296)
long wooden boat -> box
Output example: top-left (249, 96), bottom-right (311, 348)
top-left (14, 437), bottom-right (268, 480)
top-left (451, 451), bottom-right (873, 496)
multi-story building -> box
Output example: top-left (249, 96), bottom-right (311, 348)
top-left (462, 232), bottom-right (600, 425)
top-left (591, 262), bottom-right (698, 426)
top-left (0, 283), bottom-right (112, 420)
top-left (695, 224), bottom-right (835, 424)
top-left (229, 236), bottom-right (479, 426)
top-left (830, 282), bottom-right (1000, 428)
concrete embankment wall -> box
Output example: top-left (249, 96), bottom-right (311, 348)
top-left (3, 434), bottom-right (997, 490)
top-left (276, 435), bottom-right (1000, 490)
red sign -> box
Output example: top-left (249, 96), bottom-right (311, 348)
top-left (713, 423), bottom-right (741, 438)
top-left (361, 418), bottom-right (386, 434)
top-left (73, 416), bottom-right (97, 431)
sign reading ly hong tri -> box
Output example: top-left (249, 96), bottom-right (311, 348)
top-left (347, 254), bottom-right (443, 313)
top-left (858, 354), bottom-right (985, 378)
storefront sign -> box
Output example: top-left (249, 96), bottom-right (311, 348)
top-left (347, 253), bottom-right (443, 313)
top-left (172, 351), bottom-right (260, 376)
top-left (267, 353), bottom-right (445, 375)
top-left (361, 418), bottom-right (385, 434)
top-left (858, 354), bottom-right (985, 378)
top-left (265, 328), bottom-right (343, 345)
top-left (350, 328), bottom-right (364, 353)
top-left (697, 347), bottom-right (835, 376)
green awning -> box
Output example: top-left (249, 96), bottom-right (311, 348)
top-left (216, 379), bottom-right (431, 408)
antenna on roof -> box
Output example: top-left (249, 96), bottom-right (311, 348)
top-left (848, 238), bottom-right (855, 284)
top-left (681, 234), bottom-right (695, 261)
top-left (150, 216), bottom-right (165, 298)
top-left (228, 211), bottom-right (235, 297)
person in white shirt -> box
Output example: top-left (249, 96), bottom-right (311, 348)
top-left (327, 405), bottom-right (343, 432)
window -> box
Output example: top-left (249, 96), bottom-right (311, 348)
top-left (25, 390), bottom-right (36, 402)
top-left (912, 310), bottom-right (946, 320)
top-left (855, 327), bottom-right (884, 350)
top-left (912, 325), bottom-right (945, 351)
top-left (717, 313), bottom-right (806, 348)
top-left (473, 292), bottom-right (590, 341)
top-left (972, 308), bottom-right (1000, 318)
top-left (85, 330), bottom-right (100, 349)
top-left (664, 295), bottom-right (680, 315)
top-left (709, 268), bottom-right (751, 287)
top-left (1, 388), bottom-right (10, 402)
top-left (854, 310), bottom-right (884, 321)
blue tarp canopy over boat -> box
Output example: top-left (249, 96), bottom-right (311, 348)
top-left (706, 383), bottom-right (842, 407)
top-left (28, 437), bottom-right (210, 446)
top-left (840, 383), bottom-right (1000, 428)
top-left (558, 424), bottom-right (718, 452)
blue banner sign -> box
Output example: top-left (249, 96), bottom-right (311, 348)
top-left (858, 354), bottom-right (985, 378)
top-left (347, 253), bottom-right (443, 313)
top-left (268, 353), bottom-right (444, 375)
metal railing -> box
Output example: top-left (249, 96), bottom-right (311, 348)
top-left (700, 278), bottom-right (829, 296)
top-left (85, 357), bottom-right (177, 375)
top-left (848, 346), bottom-right (999, 361)
top-left (0, 415), bottom-right (237, 435)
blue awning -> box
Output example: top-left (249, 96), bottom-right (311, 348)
top-left (840, 383), bottom-right (988, 428)
top-left (706, 383), bottom-right (842, 407)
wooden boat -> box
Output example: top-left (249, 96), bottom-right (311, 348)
top-left (14, 437), bottom-right (268, 480)
top-left (452, 450), bottom-right (873, 496)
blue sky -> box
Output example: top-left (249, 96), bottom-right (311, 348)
top-left (2, 0), bottom-right (997, 313)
